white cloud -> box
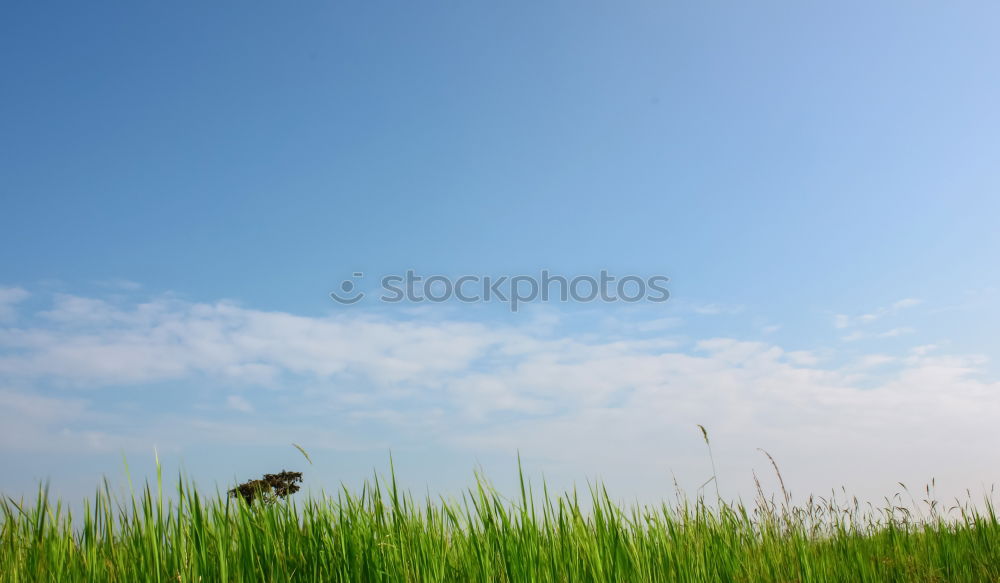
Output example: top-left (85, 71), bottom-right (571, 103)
top-left (692, 303), bottom-right (743, 315)
top-left (834, 297), bottom-right (922, 330)
top-left (0, 287), bottom-right (29, 321)
top-left (1, 291), bottom-right (999, 504)
top-left (226, 394), bottom-right (254, 413)
top-left (878, 327), bottom-right (915, 338)
top-left (0, 387), bottom-right (123, 453)
top-left (892, 298), bottom-right (922, 310)
top-left (834, 298), bottom-right (923, 342)
top-left (785, 350), bottom-right (820, 366)
top-left (842, 327), bottom-right (916, 342)
top-left (0, 294), bottom-right (510, 386)
top-left (856, 354), bottom-right (895, 368)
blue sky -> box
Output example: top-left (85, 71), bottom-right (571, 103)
top-left (2, 2), bottom-right (1000, 504)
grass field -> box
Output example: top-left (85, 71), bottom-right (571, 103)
top-left (2, 459), bottom-right (999, 583)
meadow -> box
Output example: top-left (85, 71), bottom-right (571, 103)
top-left (2, 457), bottom-right (999, 583)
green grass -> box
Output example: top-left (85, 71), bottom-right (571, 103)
top-left (2, 464), bottom-right (999, 582)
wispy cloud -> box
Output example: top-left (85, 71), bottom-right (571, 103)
top-left (891, 298), bottom-right (922, 310)
top-left (692, 303), bottom-right (744, 316)
top-left (834, 298), bottom-right (922, 329)
top-left (878, 327), bottom-right (915, 338)
top-left (1, 290), bottom-right (997, 502)
top-left (842, 326), bottom-right (916, 342)
top-left (0, 287), bottom-right (29, 321)
top-left (834, 298), bottom-right (922, 341)
top-left (855, 354), bottom-right (895, 368)
top-left (226, 394), bottom-right (254, 413)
